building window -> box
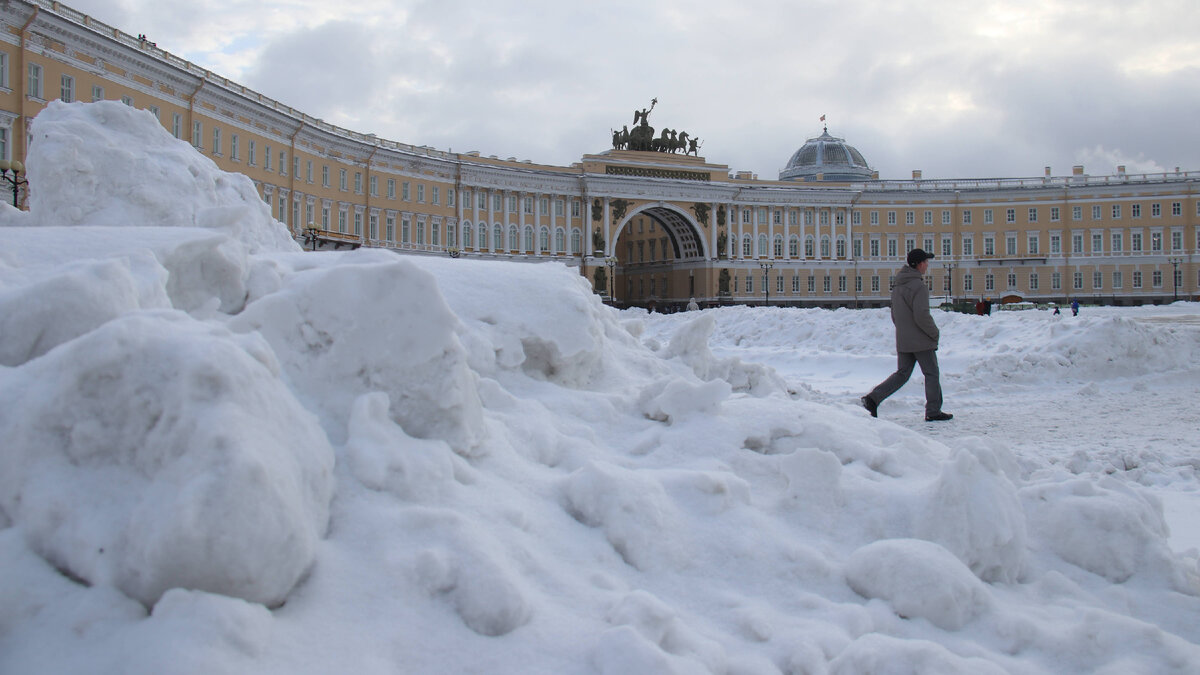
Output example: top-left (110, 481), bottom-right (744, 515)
top-left (230, 134), bottom-right (239, 161)
top-left (1152, 270), bottom-right (1163, 288)
top-left (924, 210), bottom-right (932, 225)
top-left (60, 74), bottom-right (74, 103)
top-left (1030, 273), bottom-right (1039, 290)
top-left (1006, 236), bottom-right (1017, 256)
top-left (1028, 235), bottom-right (1039, 255)
top-left (1073, 272), bottom-right (1083, 290)
top-left (1151, 231), bottom-right (1162, 251)
top-left (322, 165), bottom-right (330, 187)
top-left (369, 175), bottom-right (377, 197)
top-left (964, 274), bottom-right (973, 292)
top-left (1093, 205), bottom-right (1102, 220)
top-left (1008, 273), bottom-right (1017, 288)
top-left (984, 209), bottom-right (994, 225)
top-left (1111, 232), bottom-right (1123, 252)
top-left (172, 113), bottom-right (182, 139)
top-left (1171, 202), bottom-right (1182, 217)
top-left (1113, 271), bottom-right (1122, 289)
top-left (387, 179), bottom-right (395, 199)
top-left (1028, 208), bottom-right (1037, 223)
top-left (1006, 208), bottom-right (1016, 223)
top-left (1132, 204), bottom-right (1142, 218)
top-left (1050, 234), bottom-right (1061, 254)
top-left (1051, 272), bottom-right (1061, 290)
top-left (1093, 271), bottom-right (1103, 289)
top-left (192, 121), bottom-right (202, 148)
top-left (1072, 234), bottom-right (1083, 254)
top-left (906, 211), bottom-right (915, 225)
top-left (941, 237), bottom-right (951, 257)
top-left (1092, 233), bottom-right (1103, 253)
top-left (963, 210), bottom-right (972, 225)
top-left (265, 145), bottom-right (272, 171)
top-left (1050, 207), bottom-right (1060, 222)
top-left (0, 52), bottom-right (7, 89)
top-left (354, 172), bottom-right (362, 193)
top-left (985, 274), bottom-right (994, 291)
top-left (984, 237), bottom-right (994, 256)
top-left (1133, 270), bottom-right (1142, 288)
top-left (27, 62), bottom-right (42, 98)
top-left (887, 211), bottom-right (896, 225)
top-left (1072, 206), bottom-right (1082, 221)
top-left (339, 169), bottom-right (347, 191)
top-left (1112, 204), bottom-right (1121, 219)
top-left (249, 141), bottom-right (257, 166)
top-left (1131, 232), bottom-right (1143, 252)
top-left (212, 127), bottom-right (221, 155)
top-left (1152, 203), bottom-right (1161, 218)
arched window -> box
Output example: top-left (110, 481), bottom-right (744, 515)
top-left (773, 234), bottom-right (784, 257)
top-left (571, 228), bottom-right (582, 255)
top-left (463, 223), bottom-right (473, 248)
top-left (555, 227), bottom-right (565, 253)
top-left (494, 224), bottom-right (504, 250)
top-left (742, 235), bottom-right (752, 257)
top-left (508, 225), bottom-right (519, 251)
top-left (539, 227), bottom-right (549, 252)
top-left (805, 235), bottom-right (815, 258)
top-left (788, 235), bottom-right (799, 257)
top-left (836, 237), bottom-right (846, 258)
top-left (758, 234), bottom-right (768, 256)
top-left (523, 225), bottom-right (534, 252)
top-left (820, 235), bottom-right (831, 258)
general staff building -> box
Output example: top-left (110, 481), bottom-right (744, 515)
top-left (2, 0), bottom-right (1196, 309)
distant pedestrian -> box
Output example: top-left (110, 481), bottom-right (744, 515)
top-left (1071, 298), bottom-right (1079, 316)
top-left (862, 249), bottom-right (953, 422)
top-left (686, 297), bottom-right (699, 311)
top-left (1053, 305), bottom-right (1061, 316)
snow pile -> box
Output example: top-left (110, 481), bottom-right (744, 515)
top-left (1, 102), bottom-right (1199, 674)
top-left (23, 100), bottom-right (298, 254)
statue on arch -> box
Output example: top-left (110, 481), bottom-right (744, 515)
top-left (692, 202), bottom-right (709, 224)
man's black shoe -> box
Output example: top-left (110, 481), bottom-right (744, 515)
top-left (925, 412), bottom-right (953, 422)
top-left (861, 396), bottom-right (878, 418)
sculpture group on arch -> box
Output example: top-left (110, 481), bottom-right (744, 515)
top-left (611, 98), bottom-right (701, 155)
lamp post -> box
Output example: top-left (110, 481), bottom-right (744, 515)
top-left (448, 246), bottom-right (461, 259)
top-left (604, 256), bottom-right (618, 305)
top-left (759, 260), bottom-right (774, 307)
top-left (1168, 257), bottom-right (1183, 301)
top-left (304, 222), bottom-right (319, 251)
top-left (0, 160), bottom-right (28, 208)
top-left (945, 262), bottom-right (958, 305)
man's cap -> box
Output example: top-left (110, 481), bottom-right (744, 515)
top-left (907, 248), bottom-right (935, 267)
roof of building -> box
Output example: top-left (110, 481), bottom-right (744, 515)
top-left (779, 127), bottom-right (874, 182)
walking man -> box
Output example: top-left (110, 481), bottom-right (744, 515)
top-left (862, 249), bottom-right (953, 422)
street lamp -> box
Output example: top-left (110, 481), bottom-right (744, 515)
top-left (0, 160), bottom-right (28, 208)
top-left (1168, 257), bottom-right (1183, 301)
top-left (448, 246), bottom-right (461, 259)
top-left (304, 222), bottom-right (319, 251)
top-left (759, 260), bottom-right (774, 306)
top-left (945, 262), bottom-right (958, 305)
top-left (604, 256), bottom-right (618, 304)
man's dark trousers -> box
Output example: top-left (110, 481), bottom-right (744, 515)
top-left (866, 349), bottom-right (942, 417)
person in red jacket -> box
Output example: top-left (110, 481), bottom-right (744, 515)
top-left (861, 249), bottom-right (953, 422)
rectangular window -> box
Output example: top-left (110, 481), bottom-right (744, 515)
top-left (1132, 232), bottom-right (1143, 252)
top-left (1006, 236), bottom-right (1017, 255)
top-left (121, 95), bottom-right (133, 106)
top-left (1133, 270), bottom-right (1142, 288)
top-left (808, 276), bottom-right (815, 293)
top-left (387, 179), bottom-right (395, 199)
top-left (192, 121), bottom-right (202, 148)
top-left (369, 176), bottom-right (378, 197)
top-left (1093, 205), bottom-right (1102, 220)
top-left (60, 74), bottom-right (74, 103)
top-left (962, 236), bottom-right (974, 256)
top-left (354, 172), bottom-right (362, 194)
top-left (942, 237), bottom-right (951, 257)
top-left (1052, 272), bottom-right (1061, 290)
top-left (1072, 206), bottom-right (1082, 221)
top-left (1172, 231), bottom-right (1183, 251)
top-left (1050, 234), bottom-right (1061, 254)
top-left (1171, 202), bottom-right (1182, 217)
top-left (265, 146), bottom-right (273, 171)
top-left (1073, 272), bottom-right (1083, 290)
top-left (1050, 207), bottom-right (1060, 222)
top-left (1006, 208), bottom-right (1016, 223)
top-left (924, 210), bottom-right (932, 225)
top-left (1112, 232), bottom-right (1123, 252)
top-left (1008, 273), bottom-right (1017, 288)
top-left (1028, 235), bottom-right (1039, 255)
top-left (1132, 204), bottom-right (1142, 218)
top-left (231, 134), bottom-right (239, 161)
top-left (434, 187), bottom-right (441, 205)
top-left (871, 211), bottom-right (879, 226)
top-left (448, 189), bottom-right (456, 207)
top-left (172, 113), bottom-right (182, 139)
top-left (942, 210), bottom-right (951, 225)
top-left (1152, 203), bottom-right (1161, 217)
top-left (1028, 207), bottom-right (1037, 223)
top-left (322, 165), bottom-right (330, 187)
top-left (212, 127), bottom-right (221, 155)
top-left (964, 274), bottom-right (974, 292)
top-left (1072, 234), bottom-right (1083, 254)
top-left (1151, 231), bottom-right (1162, 251)
top-left (403, 182), bottom-right (411, 201)
top-left (1093, 271), bottom-right (1103, 289)
top-left (1030, 273), bottom-right (1039, 291)
top-left (27, 62), bottom-right (42, 98)
top-left (1112, 204), bottom-right (1121, 219)
top-left (983, 237), bottom-right (994, 256)
top-left (0, 52), bottom-right (7, 89)
top-left (1092, 233), bottom-right (1103, 253)
top-left (279, 151), bottom-right (287, 175)
top-left (962, 210), bottom-right (972, 225)
top-left (887, 211), bottom-right (896, 226)
top-left (984, 209), bottom-right (994, 225)
top-left (294, 156), bottom-right (300, 178)
top-left (1152, 270), bottom-right (1163, 288)
top-left (418, 185), bottom-right (426, 203)
top-left (249, 141), bottom-right (257, 165)
top-left (307, 160), bottom-right (314, 183)
top-left (906, 211), bottom-right (914, 225)
top-left (985, 274), bottom-right (994, 291)
top-left (1113, 271), bottom-right (1122, 289)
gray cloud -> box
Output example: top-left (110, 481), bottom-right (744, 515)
top-left (61, 0), bottom-right (1200, 179)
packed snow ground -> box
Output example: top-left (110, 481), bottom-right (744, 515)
top-left (1, 101), bottom-right (1198, 674)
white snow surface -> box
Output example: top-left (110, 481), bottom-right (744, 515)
top-left (1, 101), bottom-right (1198, 674)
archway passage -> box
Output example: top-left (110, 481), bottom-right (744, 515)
top-left (639, 205), bottom-right (706, 260)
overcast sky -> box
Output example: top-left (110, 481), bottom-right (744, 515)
top-left (66, 0), bottom-right (1200, 180)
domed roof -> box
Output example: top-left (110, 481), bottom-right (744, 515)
top-left (779, 128), bottom-right (874, 182)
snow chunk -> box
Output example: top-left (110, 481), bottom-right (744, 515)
top-left (344, 392), bottom-right (457, 501)
top-left (0, 312), bottom-right (334, 608)
top-left (844, 539), bottom-right (991, 631)
top-left (917, 442), bottom-right (1027, 583)
top-left (1022, 478), bottom-right (1190, 589)
top-left (660, 312), bottom-right (789, 396)
top-left (637, 377), bottom-right (731, 423)
top-left (562, 462), bottom-right (682, 570)
top-left (230, 252), bottom-right (484, 451)
top-left (0, 257), bottom-right (159, 366)
top-left (831, 633), bottom-right (1008, 675)
top-left (25, 101), bottom-right (298, 254)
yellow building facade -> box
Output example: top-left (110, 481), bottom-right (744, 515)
top-left (2, 0), bottom-right (1196, 309)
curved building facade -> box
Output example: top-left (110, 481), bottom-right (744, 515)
top-left (1, 0), bottom-right (1197, 309)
